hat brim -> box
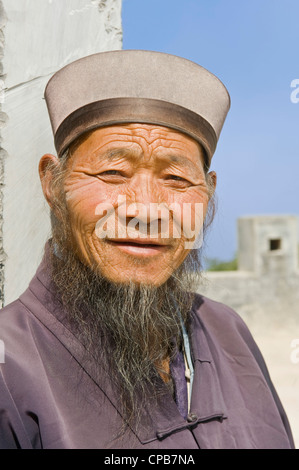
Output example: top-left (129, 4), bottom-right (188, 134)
top-left (55, 97), bottom-right (217, 168)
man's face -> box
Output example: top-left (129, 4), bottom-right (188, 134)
top-left (42, 123), bottom-right (214, 286)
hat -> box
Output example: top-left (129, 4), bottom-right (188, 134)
top-left (45, 50), bottom-right (230, 167)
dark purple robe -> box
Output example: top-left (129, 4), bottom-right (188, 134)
top-left (0, 247), bottom-right (294, 449)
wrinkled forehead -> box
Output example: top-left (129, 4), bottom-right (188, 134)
top-left (67, 123), bottom-right (207, 170)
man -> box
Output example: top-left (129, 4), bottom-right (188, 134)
top-left (0, 50), bottom-right (294, 449)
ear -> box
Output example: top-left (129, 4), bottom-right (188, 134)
top-left (207, 171), bottom-right (217, 199)
top-left (39, 154), bottom-right (60, 210)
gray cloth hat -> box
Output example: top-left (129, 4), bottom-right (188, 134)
top-left (45, 50), bottom-right (230, 167)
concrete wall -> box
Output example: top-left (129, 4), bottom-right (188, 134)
top-left (0, 0), bottom-right (123, 305)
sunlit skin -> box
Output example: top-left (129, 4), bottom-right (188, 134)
top-left (39, 124), bottom-right (216, 287)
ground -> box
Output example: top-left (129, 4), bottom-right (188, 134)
top-left (248, 319), bottom-right (299, 448)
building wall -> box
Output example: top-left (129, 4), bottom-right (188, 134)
top-left (199, 215), bottom-right (299, 326)
top-left (0, 0), bottom-right (123, 305)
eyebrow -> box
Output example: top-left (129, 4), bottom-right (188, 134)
top-left (104, 148), bottom-right (141, 161)
top-left (167, 153), bottom-right (198, 170)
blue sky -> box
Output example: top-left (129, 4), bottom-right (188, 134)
top-left (122, 0), bottom-right (299, 263)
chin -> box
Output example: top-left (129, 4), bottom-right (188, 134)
top-left (101, 269), bottom-right (172, 288)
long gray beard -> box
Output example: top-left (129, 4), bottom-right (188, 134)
top-left (48, 217), bottom-right (203, 429)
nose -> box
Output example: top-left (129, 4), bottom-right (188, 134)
top-left (123, 174), bottom-right (159, 221)
top-left (117, 175), bottom-right (170, 237)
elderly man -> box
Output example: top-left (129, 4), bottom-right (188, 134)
top-left (0, 51), bottom-right (294, 449)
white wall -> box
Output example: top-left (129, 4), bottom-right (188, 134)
top-left (0, 0), bottom-right (123, 305)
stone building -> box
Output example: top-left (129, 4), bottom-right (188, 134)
top-left (199, 215), bottom-right (299, 325)
top-left (0, 0), bottom-right (123, 306)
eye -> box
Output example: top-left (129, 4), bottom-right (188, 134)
top-left (166, 175), bottom-right (186, 181)
top-left (164, 174), bottom-right (191, 187)
top-left (100, 170), bottom-right (123, 176)
top-left (95, 169), bottom-right (127, 183)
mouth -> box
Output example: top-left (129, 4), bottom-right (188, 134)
top-left (106, 239), bottom-right (170, 256)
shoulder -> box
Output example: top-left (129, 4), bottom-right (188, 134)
top-left (0, 298), bottom-right (35, 348)
top-left (191, 293), bottom-right (276, 393)
top-left (0, 293), bottom-right (59, 380)
top-left (0, 299), bottom-right (37, 404)
top-left (0, 298), bottom-right (37, 367)
top-left (191, 294), bottom-right (267, 368)
top-left (192, 293), bottom-right (251, 335)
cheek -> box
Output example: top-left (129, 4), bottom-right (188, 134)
top-left (64, 178), bottom-right (120, 232)
top-left (168, 190), bottom-right (209, 238)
